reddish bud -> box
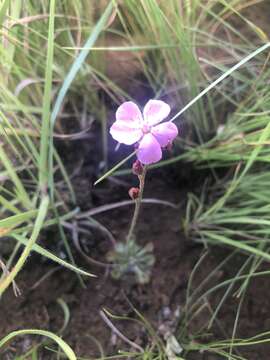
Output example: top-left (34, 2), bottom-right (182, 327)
top-left (132, 160), bottom-right (144, 175)
top-left (128, 187), bottom-right (140, 200)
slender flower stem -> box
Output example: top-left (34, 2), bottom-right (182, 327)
top-left (126, 166), bottom-right (147, 243)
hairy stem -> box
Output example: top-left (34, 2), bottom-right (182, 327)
top-left (126, 166), bottom-right (147, 243)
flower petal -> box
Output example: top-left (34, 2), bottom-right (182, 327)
top-left (137, 133), bottom-right (162, 164)
top-left (143, 99), bottom-right (171, 126)
top-left (110, 121), bottom-right (143, 145)
top-left (151, 121), bottom-right (178, 147)
top-left (116, 101), bottom-right (143, 126)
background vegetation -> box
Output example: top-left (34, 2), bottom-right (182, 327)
top-left (1, 0), bottom-right (270, 358)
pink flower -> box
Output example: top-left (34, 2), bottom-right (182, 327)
top-left (110, 100), bottom-right (178, 164)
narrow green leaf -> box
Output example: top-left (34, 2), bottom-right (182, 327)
top-left (0, 210), bottom-right (37, 229)
top-left (205, 231), bottom-right (270, 263)
top-left (0, 196), bottom-right (49, 295)
top-left (170, 42), bottom-right (270, 122)
top-left (12, 233), bottom-right (95, 277)
top-left (0, 329), bottom-right (76, 360)
top-left (0, 0), bottom-right (10, 26)
top-left (50, 1), bottom-right (114, 128)
top-left (39, 0), bottom-right (55, 189)
top-left (94, 151), bottom-right (136, 185)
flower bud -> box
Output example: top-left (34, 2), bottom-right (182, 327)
top-left (128, 187), bottom-right (140, 200)
top-left (132, 160), bottom-right (144, 175)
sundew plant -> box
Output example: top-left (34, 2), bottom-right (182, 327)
top-left (108, 99), bottom-right (178, 283)
top-left (1, 1), bottom-right (270, 359)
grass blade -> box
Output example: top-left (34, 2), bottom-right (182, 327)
top-left (50, 1), bottom-right (114, 128)
top-left (170, 42), bottom-right (270, 122)
top-left (12, 234), bottom-right (94, 277)
top-left (0, 195), bottom-right (49, 295)
top-left (0, 329), bottom-right (76, 360)
top-left (39, 0), bottom-right (56, 190)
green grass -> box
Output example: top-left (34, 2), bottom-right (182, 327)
top-left (0, 0), bottom-right (104, 298)
top-left (1, 0), bottom-right (270, 359)
top-left (0, 329), bottom-right (76, 360)
top-left (115, 0), bottom-right (268, 138)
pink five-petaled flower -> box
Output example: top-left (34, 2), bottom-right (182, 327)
top-left (110, 100), bottom-right (178, 165)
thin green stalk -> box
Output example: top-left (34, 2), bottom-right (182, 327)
top-left (0, 329), bottom-right (76, 360)
top-left (39, 0), bottom-right (55, 191)
top-left (126, 166), bottom-right (147, 243)
top-left (170, 42), bottom-right (270, 123)
top-left (94, 151), bottom-right (136, 185)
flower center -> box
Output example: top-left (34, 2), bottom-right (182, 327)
top-left (142, 124), bottom-right (151, 134)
